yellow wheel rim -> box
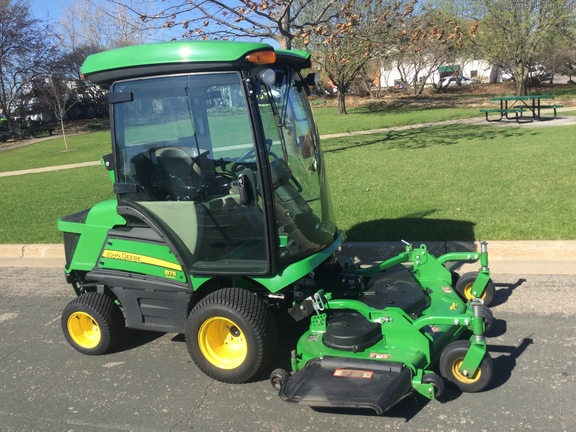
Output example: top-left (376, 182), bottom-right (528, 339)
top-left (463, 283), bottom-right (487, 301)
top-left (67, 311), bottom-right (101, 349)
top-left (452, 359), bottom-right (481, 384)
top-left (198, 317), bottom-right (247, 370)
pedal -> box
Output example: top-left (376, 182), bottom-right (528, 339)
top-left (279, 357), bottom-right (413, 414)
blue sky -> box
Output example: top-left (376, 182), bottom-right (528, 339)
top-left (30, 0), bottom-right (70, 21)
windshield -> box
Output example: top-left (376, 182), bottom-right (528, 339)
top-left (256, 67), bottom-right (337, 263)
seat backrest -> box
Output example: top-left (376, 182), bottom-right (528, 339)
top-left (155, 147), bottom-right (204, 200)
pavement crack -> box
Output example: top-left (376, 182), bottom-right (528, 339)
top-left (0, 347), bottom-right (23, 362)
top-left (169, 379), bottom-right (216, 431)
top-left (194, 379), bottom-right (215, 412)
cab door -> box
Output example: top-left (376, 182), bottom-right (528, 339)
top-left (110, 72), bottom-right (271, 275)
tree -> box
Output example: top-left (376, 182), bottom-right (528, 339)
top-left (534, 36), bottom-right (576, 84)
top-left (59, 0), bottom-right (149, 52)
top-left (390, 9), bottom-right (475, 95)
top-left (297, 0), bottom-right (429, 113)
top-left (0, 0), bottom-right (58, 136)
top-left (460, 0), bottom-right (576, 95)
top-left (136, 0), bottom-right (350, 49)
top-left (34, 74), bottom-right (75, 150)
top-left (135, 0), bottom-right (418, 113)
top-left (57, 45), bottom-right (110, 119)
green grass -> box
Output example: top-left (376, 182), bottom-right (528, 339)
top-left (0, 132), bottom-right (110, 173)
top-left (0, 167), bottom-right (114, 243)
top-left (324, 123), bottom-right (576, 241)
top-left (1, 104), bottom-right (575, 243)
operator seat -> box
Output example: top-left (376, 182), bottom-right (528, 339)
top-left (155, 147), bottom-right (204, 201)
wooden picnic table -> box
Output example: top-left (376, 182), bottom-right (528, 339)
top-left (489, 94), bottom-right (561, 121)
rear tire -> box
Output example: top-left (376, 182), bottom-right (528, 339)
top-left (61, 292), bottom-right (125, 355)
top-left (185, 288), bottom-right (278, 383)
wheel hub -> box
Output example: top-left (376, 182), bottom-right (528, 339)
top-left (67, 311), bottom-right (101, 349)
top-left (452, 359), bottom-right (481, 384)
top-left (198, 317), bottom-right (247, 370)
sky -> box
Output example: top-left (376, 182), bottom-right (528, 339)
top-left (30, 0), bottom-right (70, 22)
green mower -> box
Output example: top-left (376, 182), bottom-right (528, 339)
top-left (58, 40), bottom-right (496, 414)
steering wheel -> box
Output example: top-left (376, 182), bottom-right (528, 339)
top-left (230, 141), bottom-right (302, 193)
top-left (231, 146), bottom-right (257, 173)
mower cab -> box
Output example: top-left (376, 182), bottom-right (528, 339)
top-left (58, 40), bottom-right (496, 415)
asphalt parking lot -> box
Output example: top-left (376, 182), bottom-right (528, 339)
top-left (1, 267), bottom-right (575, 432)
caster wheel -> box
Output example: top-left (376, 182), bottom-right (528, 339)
top-left (440, 340), bottom-right (493, 392)
top-left (423, 373), bottom-right (445, 398)
top-left (454, 272), bottom-right (495, 306)
top-left (270, 368), bottom-right (290, 390)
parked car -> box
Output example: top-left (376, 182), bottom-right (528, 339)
top-left (439, 76), bottom-right (472, 87)
top-left (392, 79), bottom-right (407, 92)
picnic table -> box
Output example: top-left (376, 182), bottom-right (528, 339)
top-left (480, 94), bottom-right (563, 122)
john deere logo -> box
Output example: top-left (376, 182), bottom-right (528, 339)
top-left (101, 250), bottom-right (182, 271)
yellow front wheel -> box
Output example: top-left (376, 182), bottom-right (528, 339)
top-left (186, 288), bottom-right (278, 384)
top-left (61, 292), bottom-right (125, 355)
top-left (197, 316), bottom-right (248, 369)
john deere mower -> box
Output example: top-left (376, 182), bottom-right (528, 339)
top-left (58, 40), bottom-right (496, 414)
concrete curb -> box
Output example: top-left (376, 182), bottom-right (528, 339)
top-left (0, 243), bottom-right (64, 259)
top-left (1, 241), bottom-right (576, 274)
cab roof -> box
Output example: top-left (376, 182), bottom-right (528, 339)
top-left (81, 40), bottom-right (311, 86)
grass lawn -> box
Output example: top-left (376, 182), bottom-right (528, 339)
top-left (0, 104), bottom-right (574, 243)
top-left (0, 132), bottom-right (110, 173)
top-left (324, 123), bottom-right (576, 241)
top-left (0, 166), bottom-right (114, 243)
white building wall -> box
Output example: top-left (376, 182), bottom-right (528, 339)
top-left (379, 59), bottom-right (495, 88)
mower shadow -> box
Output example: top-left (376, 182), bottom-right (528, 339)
top-left (491, 278), bottom-right (527, 307)
top-left (345, 217), bottom-right (476, 242)
top-left (264, 313), bottom-right (310, 376)
top-left (309, 395), bottom-right (428, 420)
top-left (487, 336), bottom-right (534, 389)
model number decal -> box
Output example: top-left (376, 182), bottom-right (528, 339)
top-left (164, 270), bottom-right (177, 279)
top-left (369, 353), bottom-right (391, 360)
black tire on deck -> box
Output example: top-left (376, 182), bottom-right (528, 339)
top-left (454, 271), bottom-right (495, 306)
top-left (439, 340), bottom-right (493, 393)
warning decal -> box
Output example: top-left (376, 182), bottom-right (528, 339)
top-left (333, 368), bottom-right (374, 379)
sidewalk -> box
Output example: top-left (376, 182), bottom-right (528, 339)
top-left (1, 240), bottom-right (576, 274)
